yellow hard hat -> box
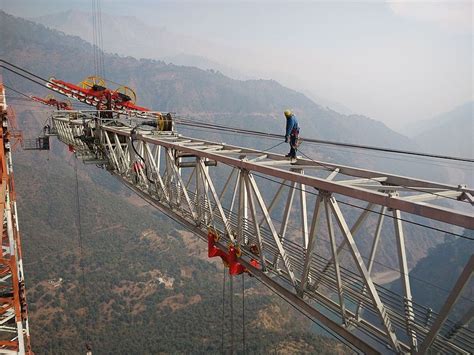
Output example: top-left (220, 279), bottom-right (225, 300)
top-left (284, 109), bottom-right (293, 118)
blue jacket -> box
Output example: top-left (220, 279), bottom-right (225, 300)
top-left (285, 115), bottom-right (299, 137)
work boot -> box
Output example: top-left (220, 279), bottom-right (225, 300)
top-left (285, 153), bottom-right (292, 158)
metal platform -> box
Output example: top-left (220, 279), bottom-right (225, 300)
top-left (52, 110), bottom-right (473, 354)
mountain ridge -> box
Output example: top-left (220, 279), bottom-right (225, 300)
top-left (409, 101), bottom-right (473, 160)
top-left (2, 10), bottom-right (416, 155)
top-left (30, 9), bottom-right (360, 116)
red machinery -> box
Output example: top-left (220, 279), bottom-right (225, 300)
top-left (31, 94), bottom-right (73, 110)
top-left (207, 229), bottom-right (260, 275)
top-left (46, 76), bottom-right (150, 112)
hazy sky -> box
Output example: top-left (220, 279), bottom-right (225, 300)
top-left (2, 0), bottom-right (473, 130)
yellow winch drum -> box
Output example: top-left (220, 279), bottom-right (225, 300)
top-left (154, 112), bottom-right (173, 132)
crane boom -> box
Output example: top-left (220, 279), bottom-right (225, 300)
top-left (49, 109), bottom-right (473, 354)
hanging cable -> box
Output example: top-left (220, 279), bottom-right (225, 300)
top-left (0, 59), bottom-right (54, 82)
top-left (118, 175), bottom-right (469, 353)
top-left (91, 0), bottom-right (98, 77)
top-left (177, 122), bottom-right (472, 204)
top-left (176, 123), bottom-right (473, 203)
top-left (2, 84), bottom-right (32, 99)
top-left (221, 268), bottom-right (226, 354)
top-left (97, 0), bottom-right (106, 79)
top-left (0, 59), bottom-right (474, 203)
top-left (74, 158), bottom-right (92, 353)
top-left (242, 273), bottom-right (246, 355)
top-left (179, 124), bottom-right (471, 173)
top-left (174, 116), bottom-right (474, 163)
top-left (1, 61), bottom-right (471, 222)
top-left (2, 58), bottom-right (473, 165)
top-left (261, 140), bottom-right (285, 153)
top-left (230, 275), bottom-right (234, 355)
top-left (2, 83), bottom-right (92, 111)
top-left (0, 63), bottom-right (92, 105)
top-left (130, 124), bottom-right (158, 184)
top-left (120, 174), bottom-right (474, 351)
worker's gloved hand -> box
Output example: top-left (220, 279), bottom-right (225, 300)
top-left (284, 136), bottom-right (289, 143)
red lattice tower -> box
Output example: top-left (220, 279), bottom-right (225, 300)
top-left (0, 83), bottom-right (32, 354)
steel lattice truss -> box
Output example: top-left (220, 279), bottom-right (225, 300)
top-left (0, 86), bottom-right (31, 354)
top-left (52, 110), bottom-right (473, 354)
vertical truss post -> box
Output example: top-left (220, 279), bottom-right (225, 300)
top-left (127, 139), bottom-right (137, 178)
top-left (227, 172), bottom-right (240, 220)
top-left (298, 194), bottom-right (323, 296)
top-left (298, 170), bottom-right (309, 249)
top-left (243, 173), bottom-right (267, 271)
top-left (328, 196), bottom-right (401, 352)
top-left (176, 152), bottom-right (182, 206)
top-left (165, 149), bottom-right (196, 220)
top-left (164, 147), bottom-right (172, 196)
top-left (197, 158), bottom-right (211, 225)
top-left (195, 156), bottom-right (202, 223)
top-left (237, 170), bottom-right (248, 244)
top-left (144, 144), bottom-right (169, 202)
top-left (197, 159), bottom-right (211, 225)
top-left (393, 208), bottom-right (417, 351)
top-left (203, 161), bottom-right (211, 224)
top-left (274, 181), bottom-right (296, 267)
top-left (279, 181), bottom-right (296, 240)
top-left (324, 195), bottom-right (347, 323)
top-left (154, 144), bottom-right (161, 172)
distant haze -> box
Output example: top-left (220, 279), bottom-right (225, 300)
top-left (1, 0), bottom-right (472, 130)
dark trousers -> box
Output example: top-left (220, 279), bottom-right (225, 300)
top-left (288, 135), bottom-right (297, 158)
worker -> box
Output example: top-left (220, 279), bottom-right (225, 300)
top-left (43, 124), bottom-right (51, 135)
top-left (283, 110), bottom-right (299, 160)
